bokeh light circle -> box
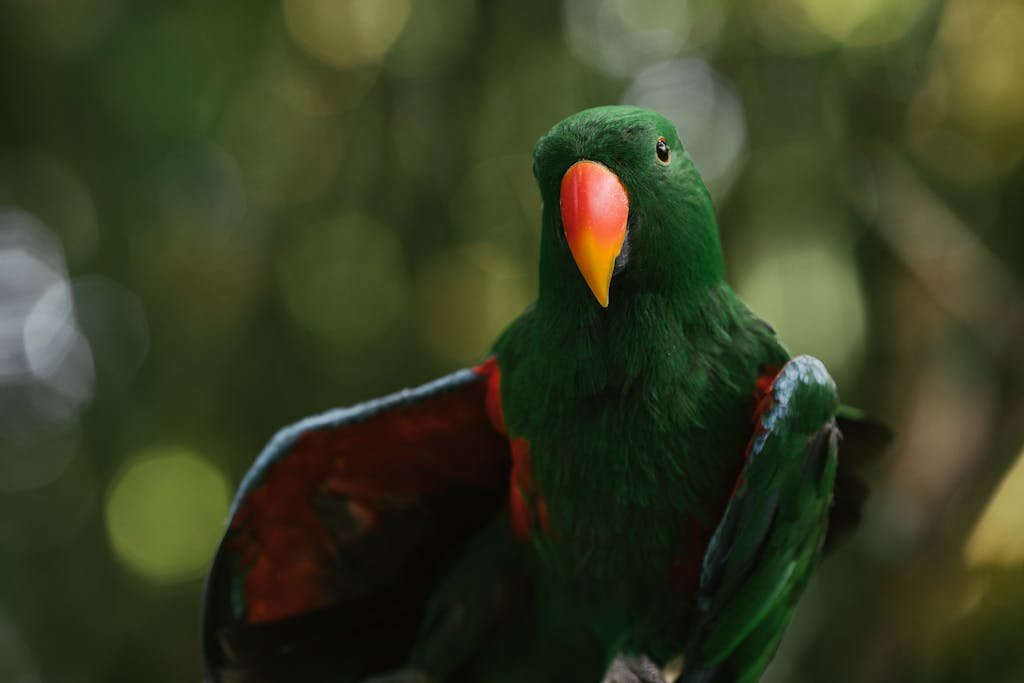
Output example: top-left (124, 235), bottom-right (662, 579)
top-left (283, 0), bottom-right (411, 69)
top-left (793, 0), bottom-right (929, 47)
top-left (0, 209), bottom-right (95, 490)
top-left (621, 59), bottom-right (747, 199)
top-left (736, 242), bottom-right (868, 380)
top-left (415, 244), bottom-right (532, 363)
top-left (105, 448), bottom-right (231, 584)
top-left (563, 0), bottom-right (723, 77)
top-left (965, 447), bottom-right (1024, 568)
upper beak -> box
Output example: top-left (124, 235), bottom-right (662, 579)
top-left (559, 160), bottom-right (629, 308)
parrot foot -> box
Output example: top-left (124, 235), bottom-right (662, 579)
top-left (602, 655), bottom-right (666, 683)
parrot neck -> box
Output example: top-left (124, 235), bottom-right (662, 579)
top-left (513, 279), bottom-right (741, 402)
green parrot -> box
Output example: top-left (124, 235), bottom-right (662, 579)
top-left (201, 106), bottom-right (887, 683)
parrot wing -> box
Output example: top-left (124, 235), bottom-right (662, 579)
top-left (679, 355), bottom-right (841, 683)
top-left (201, 362), bottom-right (512, 683)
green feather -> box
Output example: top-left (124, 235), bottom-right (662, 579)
top-left (492, 106), bottom-right (799, 672)
top-left (681, 358), bottom-right (839, 682)
top-left (424, 106), bottom-right (867, 682)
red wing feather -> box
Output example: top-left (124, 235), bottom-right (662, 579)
top-left (230, 367), bottom-right (510, 622)
top-left (202, 363), bottom-right (512, 681)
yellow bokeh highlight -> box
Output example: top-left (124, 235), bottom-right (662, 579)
top-left (757, 0), bottom-right (927, 52)
top-left (794, 0), bottom-right (928, 46)
top-left (736, 242), bottom-right (867, 381)
top-left (908, 0), bottom-right (1024, 173)
top-left (415, 244), bottom-right (532, 364)
top-left (105, 447), bottom-right (231, 584)
top-left (283, 0), bottom-right (411, 69)
top-left (964, 447), bottom-right (1024, 568)
top-left (936, 0), bottom-right (1024, 133)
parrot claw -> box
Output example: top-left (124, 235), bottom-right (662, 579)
top-left (602, 655), bottom-right (667, 683)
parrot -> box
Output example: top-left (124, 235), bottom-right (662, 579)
top-left (201, 105), bottom-right (888, 683)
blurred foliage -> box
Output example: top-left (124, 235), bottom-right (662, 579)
top-left (1, 0), bottom-right (1022, 681)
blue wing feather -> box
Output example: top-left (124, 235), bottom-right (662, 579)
top-left (230, 368), bottom-right (483, 516)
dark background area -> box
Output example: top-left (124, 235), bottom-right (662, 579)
top-left (1, 0), bottom-right (1023, 681)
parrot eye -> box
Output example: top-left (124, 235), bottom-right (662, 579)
top-left (656, 137), bottom-right (670, 164)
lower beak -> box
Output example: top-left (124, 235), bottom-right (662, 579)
top-left (559, 160), bottom-right (629, 308)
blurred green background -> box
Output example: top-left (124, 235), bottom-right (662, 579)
top-left (1, 0), bottom-right (1023, 681)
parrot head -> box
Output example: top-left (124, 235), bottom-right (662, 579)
top-left (533, 106), bottom-right (725, 310)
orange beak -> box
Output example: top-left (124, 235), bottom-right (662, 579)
top-left (559, 160), bottom-right (629, 308)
